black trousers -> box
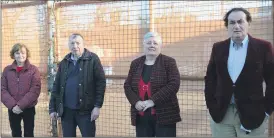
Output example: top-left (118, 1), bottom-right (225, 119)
top-left (136, 111), bottom-right (176, 137)
top-left (8, 107), bottom-right (35, 137)
top-left (61, 107), bottom-right (96, 137)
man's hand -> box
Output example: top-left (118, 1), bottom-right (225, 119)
top-left (143, 100), bottom-right (155, 111)
top-left (50, 112), bottom-right (57, 119)
top-left (91, 107), bottom-right (100, 122)
top-left (12, 105), bottom-right (23, 114)
top-left (135, 101), bottom-right (145, 111)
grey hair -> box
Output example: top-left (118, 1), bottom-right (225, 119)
top-left (143, 32), bottom-right (163, 44)
top-left (69, 33), bottom-right (84, 40)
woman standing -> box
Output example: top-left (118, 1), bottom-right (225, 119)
top-left (1, 43), bottom-right (41, 137)
top-left (124, 32), bottom-right (181, 137)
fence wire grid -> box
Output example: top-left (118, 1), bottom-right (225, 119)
top-left (1, 0), bottom-right (274, 137)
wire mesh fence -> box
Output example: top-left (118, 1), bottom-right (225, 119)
top-left (1, 0), bottom-right (51, 137)
top-left (1, 0), bottom-right (273, 137)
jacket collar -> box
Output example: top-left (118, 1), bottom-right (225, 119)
top-left (64, 48), bottom-right (92, 61)
top-left (224, 34), bottom-right (254, 46)
top-left (11, 59), bottom-right (31, 71)
top-left (140, 53), bottom-right (162, 63)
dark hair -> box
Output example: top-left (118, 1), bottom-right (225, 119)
top-left (69, 33), bottom-right (84, 40)
top-left (223, 7), bottom-right (252, 28)
top-left (10, 43), bottom-right (30, 59)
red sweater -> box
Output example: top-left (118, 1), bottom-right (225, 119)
top-left (138, 77), bottom-right (155, 116)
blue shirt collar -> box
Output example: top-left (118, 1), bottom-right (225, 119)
top-left (230, 35), bottom-right (249, 48)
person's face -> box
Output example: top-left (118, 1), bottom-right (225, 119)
top-left (227, 11), bottom-right (250, 42)
top-left (143, 36), bottom-right (162, 56)
top-left (14, 47), bottom-right (27, 64)
top-left (68, 35), bottom-right (84, 57)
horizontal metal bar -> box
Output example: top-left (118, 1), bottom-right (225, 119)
top-left (40, 73), bottom-right (204, 81)
top-left (54, 0), bottom-right (114, 8)
top-left (1, 1), bottom-right (46, 9)
top-left (105, 75), bottom-right (204, 81)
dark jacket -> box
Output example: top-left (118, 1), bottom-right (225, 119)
top-left (124, 54), bottom-right (181, 126)
top-left (49, 48), bottom-right (106, 116)
top-left (1, 59), bottom-right (41, 110)
top-left (204, 35), bottom-right (274, 130)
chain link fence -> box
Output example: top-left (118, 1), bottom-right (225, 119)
top-left (1, 0), bottom-right (273, 137)
top-left (1, 0), bottom-right (51, 137)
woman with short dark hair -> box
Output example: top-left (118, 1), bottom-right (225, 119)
top-left (1, 43), bottom-right (41, 137)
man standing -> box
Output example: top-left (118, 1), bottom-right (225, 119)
top-left (49, 33), bottom-right (106, 137)
top-left (204, 7), bottom-right (274, 137)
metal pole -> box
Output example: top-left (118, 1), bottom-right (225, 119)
top-left (0, 1), bottom-right (3, 136)
top-left (149, 0), bottom-right (154, 32)
top-left (47, 1), bottom-right (60, 137)
top-left (47, 0), bottom-right (55, 98)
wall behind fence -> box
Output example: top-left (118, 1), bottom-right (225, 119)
top-left (1, 0), bottom-right (273, 137)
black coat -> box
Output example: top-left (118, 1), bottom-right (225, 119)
top-left (49, 48), bottom-right (106, 116)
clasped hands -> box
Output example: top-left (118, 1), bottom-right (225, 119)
top-left (135, 100), bottom-right (155, 111)
top-left (12, 105), bottom-right (23, 114)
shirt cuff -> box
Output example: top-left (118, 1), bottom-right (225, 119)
top-left (94, 105), bottom-right (101, 108)
top-left (240, 125), bottom-right (251, 133)
top-left (265, 112), bottom-right (269, 117)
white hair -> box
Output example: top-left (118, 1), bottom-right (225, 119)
top-left (143, 32), bottom-right (163, 44)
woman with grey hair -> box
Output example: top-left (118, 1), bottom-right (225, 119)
top-left (124, 32), bottom-right (181, 137)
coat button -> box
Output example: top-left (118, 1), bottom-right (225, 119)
top-left (80, 99), bottom-right (82, 102)
top-left (79, 84), bottom-right (81, 86)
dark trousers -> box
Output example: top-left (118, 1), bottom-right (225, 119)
top-left (136, 112), bottom-right (176, 137)
top-left (61, 107), bottom-right (96, 137)
top-left (8, 107), bottom-right (35, 137)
